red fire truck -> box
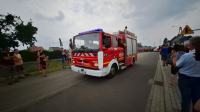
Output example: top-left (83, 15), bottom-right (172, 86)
top-left (71, 28), bottom-right (137, 77)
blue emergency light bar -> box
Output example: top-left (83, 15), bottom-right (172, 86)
top-left (78, 28), bottom-right (103, 35)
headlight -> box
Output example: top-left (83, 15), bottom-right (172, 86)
top-left (94, 63), bottom-right (98, 67)
top-left (93, 61), bottom-right (98, 67)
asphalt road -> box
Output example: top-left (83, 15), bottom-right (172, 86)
top-left (22, 52), bottom-right (159, 112)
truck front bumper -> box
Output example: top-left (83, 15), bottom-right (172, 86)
top-left (71, 65), bottom-right (109, 77)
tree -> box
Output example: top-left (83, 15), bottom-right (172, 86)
top-left (0, 13), bottom-right (38, 49)
top-left (15, 22), bottom-right (37, 46)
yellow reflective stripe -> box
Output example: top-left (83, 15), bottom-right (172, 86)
top-left (103, 62), bottom-right (110, 65)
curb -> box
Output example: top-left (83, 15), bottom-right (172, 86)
top-left (145, 58), bottom-right (165, 112)
top-left (145, 56), bottom-right (181, 112)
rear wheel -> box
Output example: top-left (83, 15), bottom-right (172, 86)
top-left (132, 58), bottom-right (135, 64)
top-left (130, 58), bottom-right (135, 66)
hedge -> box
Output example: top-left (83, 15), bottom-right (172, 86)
top-left (19, 50), bottom-right (62, 62)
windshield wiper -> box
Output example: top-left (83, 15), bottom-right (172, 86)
top-left (73, 48), bottom-right (99, 53)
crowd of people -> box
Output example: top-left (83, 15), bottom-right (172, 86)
top-left (61, 49), bottom-right (71, 69)
top-left (0, 47), bottom-right (72, 85)
top-left (160, 36), bottom-right (200, 112)
top-left (1, 48), bottom-right (25, 85)
top-left (61, 38), bottom-right (73, 69)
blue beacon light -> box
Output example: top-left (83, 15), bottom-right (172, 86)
top-left (78, 28), bottom-right (103, 35)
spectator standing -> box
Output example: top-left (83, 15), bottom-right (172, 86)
top-left (61, 49), bottom-right (67, 69)
top-left (1, 48), bottom-right (15, 85)
top-left (160, 45), bottom-right (169, 66)
top-left (13, 49), bottom-right (24, 79)
top-left (37, 50), bottom-right (42, 72)
top-left (170, 45), bottom-right (186, 84)
top-left (69, 38), bottom-right (73, 64)
top-left (174, 44), bottom-right (186, 60)
top-left (40, 52), bottom-right (48, 77)
top-left (173, 36), bottom-right (200, 112)
top-left (166, 46), bottom-right (173, 65)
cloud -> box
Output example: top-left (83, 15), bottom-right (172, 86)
top-left (34, 10), bottom-right (65, 22)
top-left (1, 0), bottom-right (200, 48)
top-left (127, 0), bottom-right (200, 29)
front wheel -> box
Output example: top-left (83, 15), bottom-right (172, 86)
top-left (107, 65), bottom-right (117, 78)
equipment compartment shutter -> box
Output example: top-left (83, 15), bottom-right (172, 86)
top-left (126, 37), bottom-right (133, 55)
top-left (132, 39), bottom-right (137, 54)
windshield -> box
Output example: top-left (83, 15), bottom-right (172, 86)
top-left (74, 33), bottom-right (99, 51)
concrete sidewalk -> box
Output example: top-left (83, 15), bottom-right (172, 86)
top-left (145, 59), bottom-right (181, 112)
top-left (0, 69), bottom-right (82, 112)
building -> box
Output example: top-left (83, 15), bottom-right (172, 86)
top-left (28, 45), bottom-right (44, 52)
top-left (49, 47), bottom-right (62, 51)
top-left (170, 34), bottom-right (192, 46)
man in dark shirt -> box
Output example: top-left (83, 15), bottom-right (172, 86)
top-left (1, 48), bottom-right (16, 85)
top-left (160, 45), bottom-right (169, 66)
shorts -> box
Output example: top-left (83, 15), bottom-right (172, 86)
top-left (61, 56), bottom-right (67, 63)
top-left (15, 65), bottom-right (23, 72)
top-left (161, 55), bottom-right (168, 61)
top-left (40, 63), bottom-right (47, 69)
top-left (66, 57), bottom-right (71, 61)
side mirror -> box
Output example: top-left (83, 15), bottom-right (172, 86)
top-left (103, 37), bottom-right (111, 48)
top-left (102, 47), bottom-right (106, 50)
top-left (105, 43), bottom-right (111, 48)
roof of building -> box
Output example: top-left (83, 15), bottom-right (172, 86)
top-left (28, 45), bottom-right (43, 52)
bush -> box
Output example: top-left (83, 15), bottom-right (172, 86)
top-left (43, 50), bottom-right (62, 60)
top-left (19, 50), bottom-right (62, 62)
top-left (19, 50), bottom-right (36, 62)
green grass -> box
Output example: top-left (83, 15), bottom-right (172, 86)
top-left (0, 60), bottom-right (68, 77)
top-left (25, 60), bottom-right (65, 75)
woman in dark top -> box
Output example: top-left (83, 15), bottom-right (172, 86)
top-left (1, 48), bottom-right (16, 84)
top-left (39, 52), bottom-right (48, 77)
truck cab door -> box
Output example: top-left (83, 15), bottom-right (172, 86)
top-left (102, 34), bottom-right (114, 67)
top-left (111, 36), bottom-right (119, 59)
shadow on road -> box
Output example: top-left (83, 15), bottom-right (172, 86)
top-left (81, 63), bottom-right (140, 84)
top-left (82, 75), bottom-right (109, 83)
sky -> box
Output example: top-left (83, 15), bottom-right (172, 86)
top-left (1, 0), bottom-right (200, 49)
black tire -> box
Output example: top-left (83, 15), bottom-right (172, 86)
top-left (132, 58), bottom-right (135, 64)
top-left (107, 65), bottom-right (117, 78)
